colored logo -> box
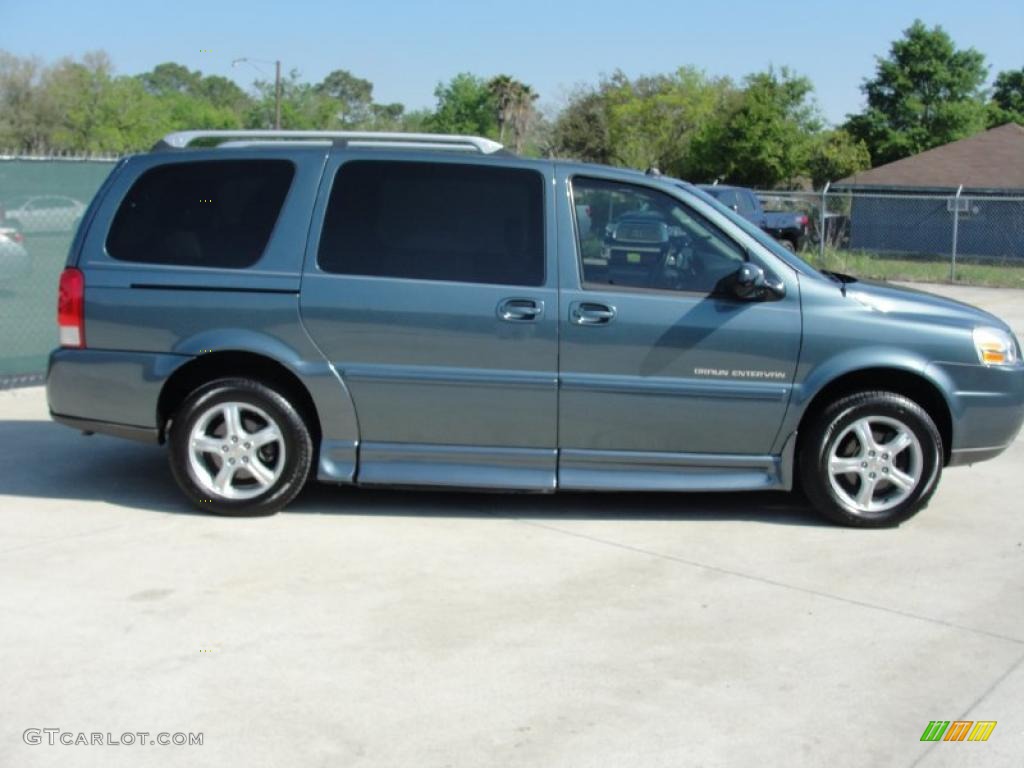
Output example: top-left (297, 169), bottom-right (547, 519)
top-left (920, 720), bottom-right (996, 742)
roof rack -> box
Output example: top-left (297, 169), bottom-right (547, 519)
top-left (153, 130), bottom-right (505, 154)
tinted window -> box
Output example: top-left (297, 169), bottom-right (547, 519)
top-left (712, 189), bottom-right (738, 209)
top-left (317, 161), bottom-right (544, 286)
top-left (736, 190), bottom-right (757, 217)
top-left (572, 177), bottom-right (746, 294)
top-left (106, 160), bottom-right (294, 267)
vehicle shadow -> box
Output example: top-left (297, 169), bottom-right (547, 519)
top-left (0, 419), bottom-right (824, 526)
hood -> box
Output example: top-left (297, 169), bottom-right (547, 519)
top-left (840, 279), bottom-right (1011, 332)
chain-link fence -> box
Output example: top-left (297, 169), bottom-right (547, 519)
top-left (0, 155), bottom-right (118, 386)
top-left (755, 188), bottom-right (1024, 288)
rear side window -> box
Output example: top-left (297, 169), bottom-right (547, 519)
top-left (106, 160), bottom-right (294, 268)
top-left (317, 160), bottom-right (544, 286)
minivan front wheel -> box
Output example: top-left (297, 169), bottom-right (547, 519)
top-left (799, 391), bottom-right (942, 527)
top-left (168, 378), bottom-right (313, 516)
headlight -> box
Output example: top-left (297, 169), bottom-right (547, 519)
top-left (973, 327), bottom-right (1020, 366)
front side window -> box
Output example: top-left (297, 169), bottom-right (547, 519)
top-left (736, 191), bottom-right (757, 218)
top-left (711, 188), bottom-right (739, 210)
top-left (317, 160), bottom-right (544, 287)
top-left (572, 177), bottom-right (747, 294)
top-left (106, 160), bottom-right (295, 268)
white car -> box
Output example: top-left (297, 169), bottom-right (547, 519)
top-left (0, 227), bottom-right (30, 281)
top-left (3, 195), bottom-right (86, 233)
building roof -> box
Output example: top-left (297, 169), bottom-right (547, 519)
top-left (835, 123), bottom-right (1024, 192)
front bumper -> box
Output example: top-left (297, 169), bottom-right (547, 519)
top-left (928, 361), bottom-right (1024, 466)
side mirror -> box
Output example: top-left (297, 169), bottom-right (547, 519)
top-left (731, 262), bottom-right (785, 301)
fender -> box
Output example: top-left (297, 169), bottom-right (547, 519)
top-left (171, 328), bottom-right (361, 483)
top-left (772, 346), bottom-right (956, 454)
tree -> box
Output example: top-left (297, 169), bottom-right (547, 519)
top-left (138, 62), bottom-right (201, 95)
top-left (315, 69), bottom-right (374, 127)
top-left (246, 69), bottom-right (335, 129)
top-left (551, 68), bottom-right (735, 172)
top-left (43, 52), bottom-right (166, 153)
top-left (688, 68), bottom-right (820, 187)
top-left (988, 68), bottom-right (1024, 127)
top-left (551, 89), bottom-right (613, 164)
top-left (0, 52), bottom-right (55, 151)
top-left (845, 20), bottom-right (988, 165)
top-left (485, 76), bottom-right (539, 152)
top-left (604, 68), bottom-right (736, 177)
top-left (807, 130), bottom-right (871, 188)
top-left (506, 82), bottom-right (538, 153)
top-left (487, 75), bottom-right (517, 142)
top-left (428, 73), bottom-right (496, 136)
top-left (193, 75), bottom-right (251, 114)
top-left (136, 63), bottom-right (250, 131)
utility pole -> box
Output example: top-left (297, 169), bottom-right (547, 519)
top-left (274, 60), bottom-right (281, 130)
top-left (232, 57), bottom-right (283, 130)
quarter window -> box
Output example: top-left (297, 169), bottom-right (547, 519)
top-left (106, 160), bottom-right (294, 267)
top-left (317, 161), bottom-right (544, 286)
top-left (571, 177), bottom-right (746, 294)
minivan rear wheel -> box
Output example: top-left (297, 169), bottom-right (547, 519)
top-left (799, 391), bottom-right (942, 527)
top-left (168, 378), bottom-right (313, 516)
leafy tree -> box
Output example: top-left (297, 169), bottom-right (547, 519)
top-left (551, 89), bottom-right (613, 164)
top-left (365, 102), bottom-right (406, 130)
top-left (315, 69), bottom-right (374, 127)
top-left (0, 52), bottom-right (56, 151)
top-left (43, 52), bottom-right (166, 153)
top-left (845, 20), bottom-right (988, 165)
top-left (688, 68), bottom-right (820, 187)
top-left (136, 63), bottom-right (250, 131)
top-left (605, 68), bottom-right (737, 177)
top-left (428, 73), bottom-right (496, 136)
top-left (193, 75), bottom-right (251, 114)
top-left (246, 69), bottom-right (335, 129)
top-left (987, 68), bottom-right (1024, 127)
top-left (397, 108), bottom-right (434, 133)
top-left (807, 129), bottom-right (871, 188)
top-left (138, 62), bottom-right (201, 95)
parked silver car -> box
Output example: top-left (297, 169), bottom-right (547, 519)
top-left (0, 227), bottom-right (30, 281)
top-left (4, 195), bottom-right (86, 233)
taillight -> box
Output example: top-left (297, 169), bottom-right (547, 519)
top-left (58, 268), bottom-right (85, 348)
top-left (799, 215), bottom-right (809, 227)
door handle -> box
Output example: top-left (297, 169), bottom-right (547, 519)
top-left (571, 301), bottom-right (616, 326)
top-left (497, 298), bottom-right (543, 322)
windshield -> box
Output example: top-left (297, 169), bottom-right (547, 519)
top-left (676, 181), bottom-right (819, 276)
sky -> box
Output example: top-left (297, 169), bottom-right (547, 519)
top-left (2, 0), bottom-right (1021, 125)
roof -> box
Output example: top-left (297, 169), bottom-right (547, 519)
top-left (835, 123), bottom-right (1024, 192)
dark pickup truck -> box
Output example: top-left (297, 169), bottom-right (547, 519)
top-left (698, 184), bottom-right (808, 251)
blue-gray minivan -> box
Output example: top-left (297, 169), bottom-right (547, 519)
top-left (46, 131), bottom-right (1024, 526)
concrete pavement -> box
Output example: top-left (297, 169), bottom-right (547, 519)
top-left (1, 285), bottom-right (1022, 767)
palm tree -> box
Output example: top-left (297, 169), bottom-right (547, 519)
top-left (508, 83), bottom-right (539, 153)
top-left (487, 75), bottom-right (516, 143)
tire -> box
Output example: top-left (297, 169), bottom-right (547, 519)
top-left (798, 391), bottom-right (942, 527)
top-left (779, 238), bottom-right (796, 252)
top-left (167, 378), bottom-right (313, 516)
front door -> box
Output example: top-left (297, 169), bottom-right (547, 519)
top-left (300, 155), bottom-right (559, 490)
top-left (556, 172), bottom-right (802, 490)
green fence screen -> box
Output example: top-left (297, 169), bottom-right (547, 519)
top-left (0, 158), bottom-right (118, 382)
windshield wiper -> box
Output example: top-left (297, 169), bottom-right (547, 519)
top-left (820, 269), bottom-right (860, 296)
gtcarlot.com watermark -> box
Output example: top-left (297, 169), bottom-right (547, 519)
top-left (23, 729), bottom-right (202, 747)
